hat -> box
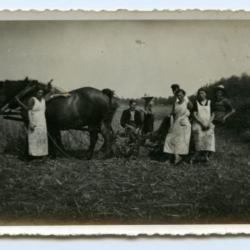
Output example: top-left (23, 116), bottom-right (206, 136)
top-left (142, 95), bottom-right (154, 105)
top-left (216, 85), bottom-right (225, 90)
top-left (215, 85), bottom-right (226, 95)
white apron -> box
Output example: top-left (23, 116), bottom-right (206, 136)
top-left (164, 99), bottom-right (191, 155)
top-left (28, 97), bottom-right (48, 156)
top-left (192, 100), bottom-right (215, 152)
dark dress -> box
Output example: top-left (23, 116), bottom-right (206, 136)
top-left (142, 111), bottom-right (154, 134)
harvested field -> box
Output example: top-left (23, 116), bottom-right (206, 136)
top-left (0, 104), bottom-right (250, 224)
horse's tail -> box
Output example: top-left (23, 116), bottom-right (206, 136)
top-left (102, 88), bottom-right (118, 122)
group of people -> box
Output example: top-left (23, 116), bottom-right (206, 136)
top-left (18, 82), bottom-right (235, 163)
top-left (120, 84), bottom-right (235, 164)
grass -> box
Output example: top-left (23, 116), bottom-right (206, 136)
top-left (0, 104), bottom-right (250, 224)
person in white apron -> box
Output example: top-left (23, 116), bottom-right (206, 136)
top-left (163, 89), bottom-right (192, 165)
top-left (27, 89), bottom-right (48, 158)
top-left (192, 88), bottom-right (215, 162)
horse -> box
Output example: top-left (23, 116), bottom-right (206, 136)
top-left (0, 78), bottom-right (118, 159)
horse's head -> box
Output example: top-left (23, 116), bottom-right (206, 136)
top-left (0, 77), bottom-right (52, 110)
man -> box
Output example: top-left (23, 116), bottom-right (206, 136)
top-left (120, 99), bottom-right (142, 142)
top-left (171, 83), bottom-right (180, 97)
top-left (213, 85), bottom-right (235, 125)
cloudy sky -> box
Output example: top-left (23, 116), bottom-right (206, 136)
top-left (0, 20), bottom-right (250, 98)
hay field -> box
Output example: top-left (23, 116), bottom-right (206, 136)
top-left (0, 104), bottom-right (250, 224)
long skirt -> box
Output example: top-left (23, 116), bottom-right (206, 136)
top-left (28, 125), bottom-right (48, 156)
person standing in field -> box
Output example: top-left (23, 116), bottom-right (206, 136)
top-left (120, 99), bottom-right (142, 142)
top-left (213, 85), bottom-right (235, 125)
top-left (26, 88), bottom-right (48, 159)
top-left (163, 89), bottom-right (193, 165)
top-left (141, 96), bottom-right (154, 135)
top-left (28, 89), bottom-right (48, 157)
top-left (192, 88), bottom-right (215, 162)
top-left (153, 84), bottom-right (188, 142)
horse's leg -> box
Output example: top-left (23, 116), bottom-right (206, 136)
top-left (54, 130), bottom-right (64, 150)
top-left (48, 129), bottom-right (56, 158)
top-left (86, 126), bottom-right (99, 160)
top-left (100, 126), bottom-right (115, 153)
top-left (101, 121), bottom-right (114, 158)
top-left (23, 118), bottom-right (30, 159)
top-left (99, 131), bottom-right (107, 153)
top-left (47, 127), bottom-right (60, 158)
top-left (24, 128), bottom-right (31, 160)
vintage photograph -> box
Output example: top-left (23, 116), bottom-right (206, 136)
top-left (0, 19), bottom-right (250, 225)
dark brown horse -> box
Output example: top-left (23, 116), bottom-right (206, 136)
top-left (0, 78), bottom-right (118, 159)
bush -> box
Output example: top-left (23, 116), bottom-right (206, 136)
top-left (226, 102), bottom-right (250, 131)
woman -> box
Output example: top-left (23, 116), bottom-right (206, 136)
top-left (163, 89), bottom-right (192, 165)
top-left (213, 85), bottom-right (235, 125)
top-left (192, 88), bottom-right (215, 162)
top-left (26, 88), bottom-right (48, 159)
top-left (16, 88), bottom-right (49, 159)
top-left (27, 88), bottom-right (48, 158)
top-left (142, 96), bottom-right (154, 135)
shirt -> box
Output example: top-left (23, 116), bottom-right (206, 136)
top-left (130, 110), bottom-right (135, 121)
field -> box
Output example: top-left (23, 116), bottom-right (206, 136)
top-left (0, 104), bottom-right (250, 224)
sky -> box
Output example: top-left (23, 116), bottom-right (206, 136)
top-left (1, 20), bottom-right (250, 98)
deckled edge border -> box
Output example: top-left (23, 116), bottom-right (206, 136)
top-left (0, 9), bottom-right (250, 20)
top-left (0, 9), bottom-right (249, 237)
top-left (2, 225), bottom-right (250, 237)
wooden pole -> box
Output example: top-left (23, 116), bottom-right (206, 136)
top-left (3, 116), bottom-right (23, 122)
